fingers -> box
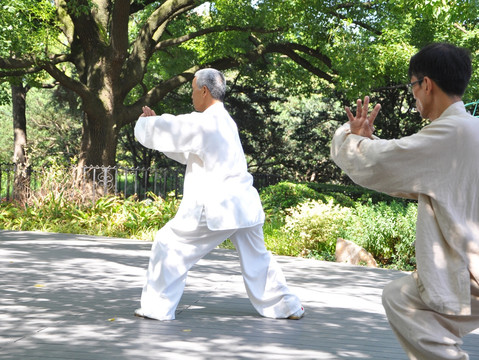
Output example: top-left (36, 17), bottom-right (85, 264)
top-left (345, 106), bottom-right (355, 122)
top-left (360, 96), bottom-right (370, 119)
top-left (348, 96), bottom-right (379, 121)
top-left (368, 103), bottom-right (381, 127)
top-left (345, 96), bottom-right (381, 138)
top-left (142, 106), bottom-right (151, 116)
top-left (141, 106), bottom-right (156, 117)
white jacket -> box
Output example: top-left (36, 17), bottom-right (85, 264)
top-left (331, 101), bottom-right (479, 315)
top-left (134, 102), bottom-right (265, 231)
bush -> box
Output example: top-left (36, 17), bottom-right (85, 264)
top-left (261, 182), bottom-right (418, 270)
top-left (305, 182), bottom-right (407, 206)
top-left (282, 200), bottom-right (351, 259)
top-left (343, 200), bottom-right (417, 270)
top-left (1, 171), bottom-right (418, 271)
top-left (0, 166), bottom-right (180, 239)
top-left (0, 192), bottom-right (179, 240)
top-left (260, 181), bottom-right (327, 220)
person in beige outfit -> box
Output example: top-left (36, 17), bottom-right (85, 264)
top-left (331, 43), bottom-right (479, 359)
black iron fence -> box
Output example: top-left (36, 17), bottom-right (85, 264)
top-left (0, 164), bottom-right (281, 202)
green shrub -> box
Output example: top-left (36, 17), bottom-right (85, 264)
top-left (0, 192), bottom-right (179, 240)
top-left (305, 182), bottom-right (406, 206)
top-left (1, 171), bottom-right (418, 271)
top-left (282, 200), bottom-right (351, 259)
top-left (262, 195), bottom-right (417, 270)
top-left (342, 200), bottom-right (417, 270)
top-left (260, 181), bottom-right (325, 220)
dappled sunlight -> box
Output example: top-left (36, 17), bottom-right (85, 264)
top-left (1, 230), bottom-right (478, 359)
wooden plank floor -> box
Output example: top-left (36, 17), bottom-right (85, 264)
top-left (1, 230), bottom-right (478, 360)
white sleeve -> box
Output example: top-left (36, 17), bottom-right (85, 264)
top-left (134, 113), bottom-right (202, 154)
top-left (163, 152), bottom-right (188, 164)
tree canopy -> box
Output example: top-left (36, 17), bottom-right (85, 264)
top-left (0, 0), bottom-right (478, 179)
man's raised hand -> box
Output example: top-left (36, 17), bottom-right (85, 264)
top-left (141, 106), bottom-right (156, 117)
top-left (345, 96), bottom-right (381, 139)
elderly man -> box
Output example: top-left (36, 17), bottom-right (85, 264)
top-left (134, 68), bottom-right (304, 321)
top-left (331, 43), bottom-right (479, 359)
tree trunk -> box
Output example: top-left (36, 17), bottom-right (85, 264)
top-left (11, 82), bottom-right (30, 203)
top-left (75, 110), bottom-right (119, 197)
top-left (78, 112), bottom-right (118, 168)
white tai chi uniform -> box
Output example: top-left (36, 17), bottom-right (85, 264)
top-left (134, 102), bottom-right (302, 320)
top-left (331, 102), bottom-right (479, 359)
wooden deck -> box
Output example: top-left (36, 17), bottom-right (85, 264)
top-left (1, 230), bottom-right (478, 359)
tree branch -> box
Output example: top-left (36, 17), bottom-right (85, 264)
top-left (275, 42), bottom-right (332, 68)
top-left (124, 39), bottom-right (334, 123)
top-left (123, 65), bottom-right (200, 125)
top-left (326, 1), bottom-right (381, 36)
top-left (41, 61), bottom-right (91, 100)
top-left (331, 2), bottom-right (374, 10)
top-left (110, 0), bottom-right (130, 70)
top-left (0, 57), bottom-right (36, 69)
top-left (454, 23), bottom-right (469, 34)
top-left (155, 25), bottom-right (282, 50)
top-left (122, 0), bottom-right (200, 96)
top-left (61, 0), bottom-right (104, 53)
top-left (329, 9), bottom-right (381, 35)
top-left (0, 53), bottom-right (71, 77)
top-left (266, 43), bottom-right (333, 82)
top-left (130, 0), bottom-right (163, 14)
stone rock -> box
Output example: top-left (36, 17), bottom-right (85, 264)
top-left (335, 238), bottom-right (378, 268)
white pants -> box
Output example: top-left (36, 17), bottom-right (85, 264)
top-left (140, 215), bottom-right (302, 320)
top-left (382, 273), bottom-right (479, 360)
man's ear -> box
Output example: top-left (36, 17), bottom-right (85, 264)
top-left (423, 76), bottom-right (434, 94)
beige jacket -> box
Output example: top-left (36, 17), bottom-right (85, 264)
top-left (331, 101), bottom-right (479, 315)
top-left (135, 102), bottom-right (264, 231)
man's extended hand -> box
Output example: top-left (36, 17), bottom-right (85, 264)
top-left (140, 106), bottom-right (156, 117)
top-left (345, 96), bottom-right (381, 138)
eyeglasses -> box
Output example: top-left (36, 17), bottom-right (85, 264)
top-left (406, 78), bottom-right (424, 93)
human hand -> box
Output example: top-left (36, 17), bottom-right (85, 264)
top-left (140, 106), bottom-right (156, 117)
top-left (345, 96), bottom-right (381, 138)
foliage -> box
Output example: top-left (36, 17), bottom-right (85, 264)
top-left (0, 0), bottom-right (58, 58)
top-left (305, 182), bottom-right (408, 206)
top-left (0, 0), bottom-right (340, 168)
top-left (260, 182), bottom-right (418, 269)
top-left (0, 99), bottom-right (13, 163)
top-left (260, 181), bottom-right (408, 217)
top-left (283, 200), bottom-right (351, 260)
top-left (0, 170), bottom-right (418, 270)
top-left (260, 181), bottom-right (325, 220)
top-left (0, 0), bottom-right (59, 87)
top-left (229, 89), bottom-right (346, 182)
top-left (1, 0), bottom-right (478, 183)
top-left (342, 200), bottom-right (418, 270)
top-left (0, 165), bottom-right (179, 239)
top-left (0, 86), bottom-right (82, 166)
top-left (25, 87), bottom-right (82, 167)
top-left (0, 193), bottom-right (178, 240)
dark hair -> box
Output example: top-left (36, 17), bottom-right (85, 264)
top-left (194, 68), bottom-right (226, 101)
top-left (408, 43), bottom-right (472, 96)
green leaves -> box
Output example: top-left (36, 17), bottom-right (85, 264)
top-left (0, 166), bottom-right (179, 239)
top-left (260, 181), bottom-right (417, 269)
top-left (0, 0), bottom-right (58, 56)
top-left (0, 192), bottom-right (179, 240)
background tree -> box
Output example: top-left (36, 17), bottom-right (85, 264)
top-left (0, 0), bottom-right (60, 200)
top-left (0, 0), bottom-right (478, 186)
top-left (0, 0), bottom-right (336, 171)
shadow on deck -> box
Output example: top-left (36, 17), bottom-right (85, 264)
top-left (1, 230), bottom-right (478, 359)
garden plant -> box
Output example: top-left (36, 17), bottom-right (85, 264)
top-left (0, 166), bottom-right (417, 271)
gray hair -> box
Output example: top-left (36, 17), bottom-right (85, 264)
top-left (194, 68), bottom-right (226, 101)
